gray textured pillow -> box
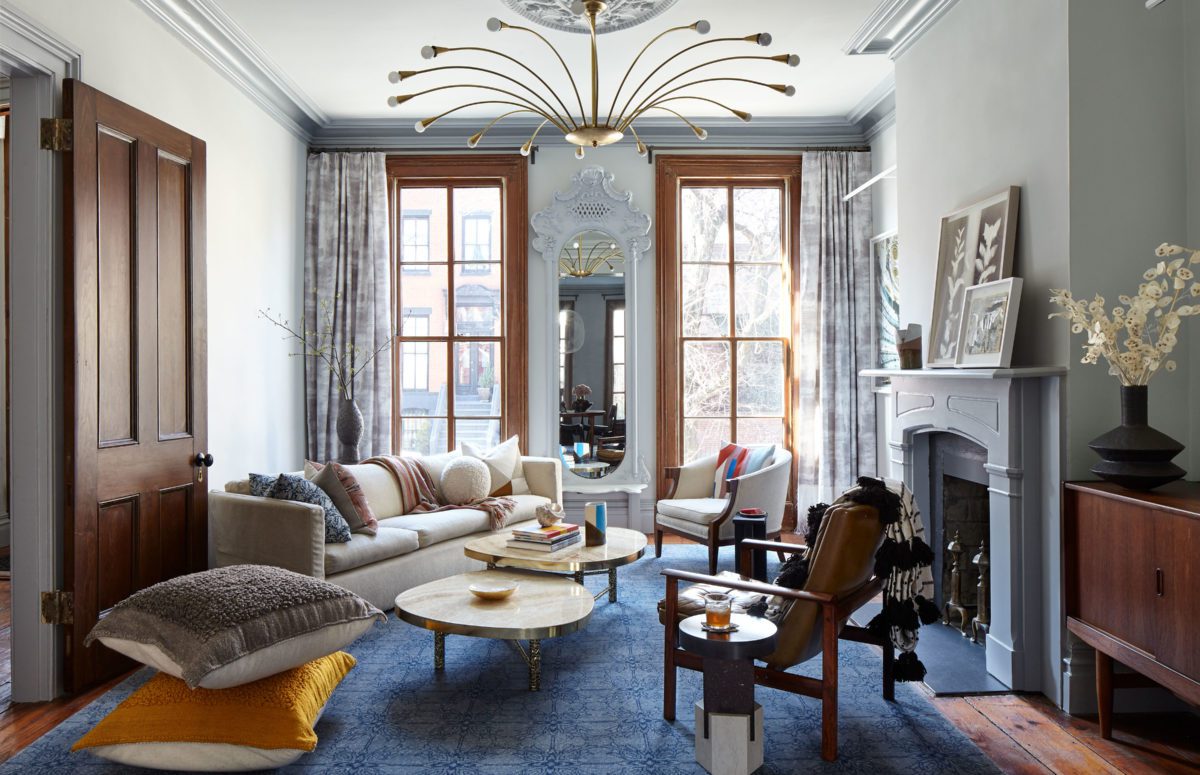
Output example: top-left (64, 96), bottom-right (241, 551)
top-left (86, 565), bottom-right (384, 689)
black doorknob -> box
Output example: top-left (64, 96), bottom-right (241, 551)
top-left (195, 453), bottom-right (214, 467)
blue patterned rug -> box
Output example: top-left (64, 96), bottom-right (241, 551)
top-left (2, 545), bottom-right (997, 773)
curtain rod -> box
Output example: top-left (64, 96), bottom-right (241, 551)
top-left (308, 144), bottom-right (871, 155)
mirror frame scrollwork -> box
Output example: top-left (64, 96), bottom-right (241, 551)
top-left (532, 166), bottom-right (651, 486)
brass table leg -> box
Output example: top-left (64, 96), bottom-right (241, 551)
top-left (609, 567), bottom-right (618, 603)
top-left (434, 632), bottom-right (445, 671)
top-left (528, 639), bottom-right (542, 691)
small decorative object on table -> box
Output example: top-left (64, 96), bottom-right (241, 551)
top-left (584, 501), bottom-right (607, 546)
top-left (1049, 242), bottom-right (1199, 490)
top-left (571, 383), bottom-right (593, 412)
top-left (535, 502), bottom-right (565, 527)
top-left (468, 580), bottom-right (518, 600)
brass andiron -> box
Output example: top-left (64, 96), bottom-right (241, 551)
top-left (971, 539), bottom-right (991, 644)
top-left (943, 531), bottom-right (975, 636)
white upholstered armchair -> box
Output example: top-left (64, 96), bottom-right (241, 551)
top-left (654, 448), bottom-right (793, 574)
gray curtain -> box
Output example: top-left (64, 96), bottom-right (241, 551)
top-left (794, 151), bottom-right (876, 506)
top-left (304, 152), bottom-right (391, 462)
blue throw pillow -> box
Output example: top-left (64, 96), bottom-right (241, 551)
top-left (744, 444), bottom-right (776, 476)
top-left (267, 473), bottom-right (352, 544)
top-left (249, 473), bottom-right (277, 498)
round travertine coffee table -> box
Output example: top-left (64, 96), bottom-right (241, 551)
top-left (463, 526), bottom-right (647, 603)
top-left (394, 568), bottom-right (593, 691)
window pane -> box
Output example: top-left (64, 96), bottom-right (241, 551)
top-left (734, 264), bottom-right (786, 337)
top-left (683, 341), bottom-right (730, 416)
top-left (733, 188), bottom-right (782, 263)
top-left (456, 419), bottom-right (500, 450)
top-left (737, 418), bottom-right (785, 447)
top-left (400, 263), bottom-right (448, 336)
top-left (399, 417), bottom-right (448, 456)
top-left (454, 341), bottom-right (499, 415)
top-left (612, 363), bottom-right (625, 394)
top-left (612, 307), bottom-right (625, 337)
top-left (398, 187), bottom-right (448, 263)
top-left (454, 187), bottom-right (501, 273)
top-left (613, 393), bottom-right (625, 420)
top-left (681, 187), bottom-right (729, 263)
top-left (400, 341), bottom-right (447, 416)
top-left (736, 341), bottom-right (785, 416)
top-left (684, 418), bottom-right (731, 461)
top-left (682, 264), bottom-right (729, 336)
top-left (455, 262), bottom-right (501, 337)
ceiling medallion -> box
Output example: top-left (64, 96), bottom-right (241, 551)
top-left (500, 0), bottom-right (679, 34)
top-left (388, 0), bottom-right (798, 158)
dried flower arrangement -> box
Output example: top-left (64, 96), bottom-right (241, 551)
top-left (1049, 243), bottom-right (1200, 386)
top-left (572, 384), bottom-right (592, 399)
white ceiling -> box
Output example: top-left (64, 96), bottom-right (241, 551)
top-left (211, 0), bottom-right (893, 123)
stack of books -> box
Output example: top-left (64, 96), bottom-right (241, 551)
top-left (506, 523), bottom-right (582, 552)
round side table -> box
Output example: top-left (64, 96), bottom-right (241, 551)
top-left (679, 613), bottom-right (777, 775)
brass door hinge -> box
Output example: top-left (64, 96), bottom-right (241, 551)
top-left (40, 590), bottom-right (74, 624)
top-left (40, 118), bottom-right (73, 151)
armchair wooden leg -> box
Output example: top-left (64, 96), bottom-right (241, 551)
top-left (707, 540), bottom-right (719, 576)
top-left (820, 605), bottom-right (839, 762)
top-left (664, 577), bottom-right (678, 721)
top-left (882, 638), bottom-right (895, 702)
top-left (654, 528), bottom-right (663, 558)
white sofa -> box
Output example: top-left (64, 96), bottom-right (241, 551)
top-left (210, 455), bottom-right (562, 609)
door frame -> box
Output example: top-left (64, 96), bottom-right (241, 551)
top-left (0, 6), bottom-right (82, 701)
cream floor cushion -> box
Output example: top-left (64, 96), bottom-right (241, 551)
top-left (322, 527), bottom-right (420, 575)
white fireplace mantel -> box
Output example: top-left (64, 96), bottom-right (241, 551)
top-left (861, 366), bottom-right (1065, 695)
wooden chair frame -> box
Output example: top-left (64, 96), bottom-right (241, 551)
top-left (655, 468), bottom-right (787, 574)
top-left (662, 539), bottom-right (894, 762)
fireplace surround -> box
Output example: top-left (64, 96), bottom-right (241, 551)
top-left (862, 367), bottom-right (1065, 694)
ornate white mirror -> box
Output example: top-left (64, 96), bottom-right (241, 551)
top-left (532, 167), bottom-right (650, 486)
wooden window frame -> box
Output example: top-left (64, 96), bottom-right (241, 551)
top-left (655, 155), bottom-right (801, 527)
top-left (387, 154), bottom-right (527, 452)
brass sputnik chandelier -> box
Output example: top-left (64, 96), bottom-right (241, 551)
top-left (387, 0), bottom-right (798, 158)
top-left (559, 237), bottom-right (622, 277)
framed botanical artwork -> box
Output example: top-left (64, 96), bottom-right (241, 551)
top-left (872, 231), bottom-right (900, 370)
top-left (955, 277), bottom-right (1023, 368)
top-left (927, 186), bottom-right (1020, 366)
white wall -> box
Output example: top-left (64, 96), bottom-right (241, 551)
top-left (1067, 0), bottom-right (1192, 479)
top-left (7, 0), bottom-right (308, 485)
top-left (870, 122), bottom-right (898, 237)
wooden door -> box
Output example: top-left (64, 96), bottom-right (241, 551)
top-left (63, 79), bottom-right (209, 692)
top-left (1154, 512), bottom-right (1199, 680)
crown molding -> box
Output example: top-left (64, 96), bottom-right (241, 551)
top-left (132, 0), bottom-right (324, 140)
top-left (311, 114), bottom-right (873, 151)
top-left (844, 0), bottom-right (961, 60)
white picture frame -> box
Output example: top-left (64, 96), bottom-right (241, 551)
top-left (928, 186), bottom-right (1020, 367)
top-left (954, 277), bottom-right (1023, 368)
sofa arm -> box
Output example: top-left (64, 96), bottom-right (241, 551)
top-left (210, 492), bottom-right (326, 578)
top-left (521, 456), bottom-right (562, 504)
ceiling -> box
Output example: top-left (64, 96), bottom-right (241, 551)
top-left (210, 0), bottom-right (894, 124)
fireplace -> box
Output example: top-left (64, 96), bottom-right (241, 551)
top-left (863, 366), bottom-right (1064, 694)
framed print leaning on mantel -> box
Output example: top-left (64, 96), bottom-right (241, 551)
top-left (955, 277), bottom-right (1023, 369)
top-left (927, 186), bottom-right (1020, 367)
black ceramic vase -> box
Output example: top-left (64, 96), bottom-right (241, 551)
top-left (1088, 385), bottom-right (1185, 491)
top-left (336, 397), bottom-right (364, 464)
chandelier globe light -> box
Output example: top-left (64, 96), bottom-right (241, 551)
top-left (387, 0), bottom-right (799, 158)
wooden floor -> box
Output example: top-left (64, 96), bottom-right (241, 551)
top-left (0, 537), bottom-right (1195, 771)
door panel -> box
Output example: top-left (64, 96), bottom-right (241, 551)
top-left (64, 79), bottom-right (209, 692)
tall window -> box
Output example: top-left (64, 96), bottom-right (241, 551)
top-left (559, 300), bottom-right (575, 404)
top-left (656, 156), bottom-right (801, 519)
top-left (389, 156), bottom-right (528, 454)
top-left (607, 300), bottom-right (625, 419)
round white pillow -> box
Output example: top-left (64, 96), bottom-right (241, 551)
top-left (440, 456), bottom-right (490, 503)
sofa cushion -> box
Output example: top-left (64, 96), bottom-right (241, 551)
top-left (506, 494), bottom-right (551, 526)
top-left (656, 497), bottom-right (729, 525)
top-left (323, 527), bottom-right (421, 576)
top-left (655, 513), bottom-right (711, 540)
top-left (340, 463), bottom-right (404, 519)
top-left (377, 509), bottom-right (491, 548)
top-left (462, 436), bottom-right (530, 496)
top-left (416, 450), bottom-right (462, 500)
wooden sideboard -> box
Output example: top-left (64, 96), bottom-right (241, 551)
top-left (1062, 481), bottom-right (1199, 738)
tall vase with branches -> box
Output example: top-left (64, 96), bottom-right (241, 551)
top-left (261, 297), bottom-right (395, 462)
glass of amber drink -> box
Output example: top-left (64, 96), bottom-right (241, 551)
top-left (705, 592), bottom-right (732, 629)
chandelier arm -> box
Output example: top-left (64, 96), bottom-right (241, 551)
top-left (618, 55), bottom-right (787, 126)
top-left (618, 78), bottom-right (791, 131)
top-left (628, 105), bottom-right (708, 138)
top-left (436, 46), bottom-right (579, 128)
top-left (586, 7), bottom-right (600, 126)
top-left (628, 95), bottom-right (751, 123)
top-left (471, 109), bottom-right (540, 147)
top-left (501, 27), bottom-right (587, 124)
top-left (399, 84), bottom-right (570, 133)
top-left (612, 36), bottom-right (760, 129)
top-left (399, 65), bottom-right (573, 129)
top-left (604, 24), bottom-right (696, 127)
top-left (626, 123), bottom-right (648, 155)
top-left (520, 119), bottom-right (551, 156)
top-left (417, 100), bottom-right (563, 133)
